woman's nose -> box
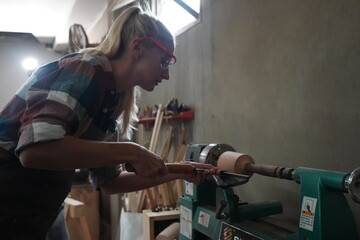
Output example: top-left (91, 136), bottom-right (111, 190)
top-left (161, 69), bottom-right (170, 80)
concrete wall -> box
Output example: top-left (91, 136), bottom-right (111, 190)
top-left (140, 0), bottom-right (360, 233)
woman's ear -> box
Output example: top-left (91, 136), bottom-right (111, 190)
top-left (131, 39), bottom-right (143, 59)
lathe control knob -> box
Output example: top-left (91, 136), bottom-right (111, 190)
top-left (215, 200), bottom-right (228, 220)
top-left (345, 167), bottom-right (360, 204)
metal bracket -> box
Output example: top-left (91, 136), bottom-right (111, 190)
top-left (345, 167), bottom-right (360, 204)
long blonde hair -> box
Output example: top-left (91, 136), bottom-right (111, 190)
top-left (81, 4), bottom-right (175, 139)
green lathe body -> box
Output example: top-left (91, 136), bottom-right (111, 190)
top-left (179, 165), bottom-right (359, 240)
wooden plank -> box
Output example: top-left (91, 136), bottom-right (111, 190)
top-left (174, 144), bottom-right (187, 163)
top-left (79, 216), bottom-right (93, 240)
top-left (160, 126), bottom-right (174, 162)
top-left (173, 144), bottom-right (187, 202)
top-left (136, 190), bottom-right (146, 213)
top-left (151, 108), bottom-right (164, 153)
top-left (143, 210), bottom-right (180, 240)
top-left (136, 105), bottom-right (164, 212)
top-left (66, 186), bottom-right (99, 240)
top-left (127, 124), bottom-right (145, 212)
top-left (137, 123), bottom-right (145, 146)
top-left (64, 197), bottom-right (85, 218)
top-left (157, 126), bottom-right (174, 207)
top-left (64, 197), bottom-right (93, 240)
top-left (149, 105), bottom-right (163, 152)
top-left (176, 128), bottom-right (187, 154)
top-left (148, 107), bottom-right (160, 152)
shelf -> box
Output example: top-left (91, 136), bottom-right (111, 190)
top-left (142, 209), bottom-right (180, 240)
top-left (138, 110), bottom-right (194, 125)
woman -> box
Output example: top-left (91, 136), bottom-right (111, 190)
top-left (0, 4), bottom-right (213, 239)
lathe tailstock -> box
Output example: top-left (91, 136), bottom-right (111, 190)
top-left (179, 143), bottom-right (360, 240)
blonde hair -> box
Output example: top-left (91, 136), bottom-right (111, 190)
top-left (80, 4), bottom-right (175, 139)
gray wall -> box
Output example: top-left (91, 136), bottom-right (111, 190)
top-left (0, 37), bottom-right (63, 109)
top-left (140, 0), bottom-right (360, 233)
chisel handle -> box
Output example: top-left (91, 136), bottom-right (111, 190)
top-left (125, 163), bottom-right (195, 175)
top-left (167, 163), bottom-right (196, 174)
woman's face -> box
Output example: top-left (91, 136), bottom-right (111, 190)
top-left (134, 38), bottom-right (175, 92)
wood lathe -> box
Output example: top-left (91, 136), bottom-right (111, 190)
top-left (179, 143), bottom-right (360, 240)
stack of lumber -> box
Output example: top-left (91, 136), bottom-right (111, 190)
top-left (122, 105), bottom-right (188, 213)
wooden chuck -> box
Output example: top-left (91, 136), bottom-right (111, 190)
top-left (217, 151), bottom-right (255, 175)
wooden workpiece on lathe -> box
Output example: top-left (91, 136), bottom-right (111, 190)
top-left (217, 151), bottom-right (255, 175)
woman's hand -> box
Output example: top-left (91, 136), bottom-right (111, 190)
top-left (126, 145), bottom-right (169, 179)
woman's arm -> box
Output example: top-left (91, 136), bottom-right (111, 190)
top-left (100, 171), bottom-right (180, 194)
top-left (100, 169), bottom-right (216, 194)
top-left (18, 135), bottom-right (168, 179)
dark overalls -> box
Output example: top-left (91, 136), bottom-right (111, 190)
top-left (0, 147), bottom-right (74, 240)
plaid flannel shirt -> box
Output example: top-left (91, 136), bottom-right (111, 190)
top-left (0, 53), bottom-right (123, 189)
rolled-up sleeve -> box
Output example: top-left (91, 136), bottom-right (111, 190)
top-left (15, 58), bottom-right (99, 156)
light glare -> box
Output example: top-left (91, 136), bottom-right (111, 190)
top-left (22, 58), bottom-right (38, 70)
top-left (157, 0), bottom-right (200, 34)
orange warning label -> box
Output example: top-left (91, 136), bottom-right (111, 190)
top-left (301, 210), bottom-right (315, 216)
top-left (299, 196), bottom-right (317, 231)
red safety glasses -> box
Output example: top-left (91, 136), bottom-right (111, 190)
top-left (134, 36), bottom-right (177, 67)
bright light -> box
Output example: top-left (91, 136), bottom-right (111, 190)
top-left (22, 58), bottom-right (39, 70)
top-left (0, 3), bottom-right (71, 37)
top-left (157, 0), bottom-right (200, 35)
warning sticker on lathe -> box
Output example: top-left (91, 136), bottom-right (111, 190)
top-left (198, 211), bottom-right (210, 228)
top-left (299, 196), bottom-right (317, 231)
top-left (185, 181), bottom-right (193, 196)
top-left (180, 206), bottom-right (192, 238)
